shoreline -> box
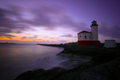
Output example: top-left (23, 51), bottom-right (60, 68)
top-left (37, 44), bottom-right (66, 48)
top-left (14, 43), bottom-right (120, 80)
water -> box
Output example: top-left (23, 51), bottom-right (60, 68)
top-left (0, 44), bottom-right (64, 80)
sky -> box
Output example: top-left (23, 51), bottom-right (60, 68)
top-left (0, 0), bottom-right (120, 44)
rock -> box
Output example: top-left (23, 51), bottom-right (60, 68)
top-left (14, 69), bottom-right (45, 80)
top-left (54, 57), bottom-right (120, 80)
top-left (38, 67), bottom-right (66, 80)
top-left (57, 53), bottom-right (74, 58)
top-left (54, 62), bottom-right (93, 80)
top-left (60, 59), bottom-right (84, 69)
top-left (14, 67), bottom-right (66, 80)
top-left (80, 57), bottom-right (120, 80)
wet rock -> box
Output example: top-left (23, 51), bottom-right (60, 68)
top-left (38, 67), bottom-right (66, 80)
top-left (54, 57), bottom-right (120, 80)
top-left (54, 62), bottom-right (93, 80)
top-left (14, 67), bottom-right (66, 80)
top-left (60, 59), bottom-right (84, 69)
top-left (80, 57), bottom-right (120, 80)
top-left (14, 69), bottom-right (45, 80)
top-left (57, 53), bottom-right (74, 58)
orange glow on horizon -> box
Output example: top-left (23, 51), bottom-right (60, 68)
top-left (11, 37), bottom-right (22, 41)
top-left (0, 36), bottom-right (11, 40)
top-left (0, 36), bottom-right (43, 42)
top-left (0, 36), bottom-right (64, 43)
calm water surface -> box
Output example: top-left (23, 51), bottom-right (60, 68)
top-left (0, 44), bottom-right (64, 80)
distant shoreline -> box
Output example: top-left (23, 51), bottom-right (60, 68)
top-left (0, 43), bottom-right (17, 44)
top-left (37, 44), bottom-right (66, 47)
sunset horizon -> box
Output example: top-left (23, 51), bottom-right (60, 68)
top-left (0, 0), bottom-right (120, 44)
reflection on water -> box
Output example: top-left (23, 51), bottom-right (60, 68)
top-left (0, 48), bottom-right (7, 58)
top-left (0, 44), bottom-right (64, 80)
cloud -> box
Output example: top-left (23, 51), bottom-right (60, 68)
top-left (27, 7), bottom-right (88, 31)
top-left (0, 7), bottom-right (31, 34)
top-left (99, 22), bottom-right (120, 39)
top-left (0, 8), bottom-right (17, 30)
top-left (0, 27), bottom-right (12, 33)
top-left (59, 40), bottom-right (67, 43)
top-left (7, 2), bottom-right (88, 30)
top-left (0, 33), bottom-right (16, 38)
top-left (5, 34), bottom-right (16, 37)
top-left (21, 35), bottom-right (38, 39)
top-left (0, 1), bottom-right (89, 38)
top-left (29, 35), bottom-right (38, 38)
top-left (21, 36), bottom-right (27, 39)
top-left (60, 34), bottom-right (73, 37)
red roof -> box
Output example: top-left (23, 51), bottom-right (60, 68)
top-left (78, 30), bottom-right (91, 34)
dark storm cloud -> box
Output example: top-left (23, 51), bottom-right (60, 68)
top-left (59, 40), bottom-right (67, 43)
top-left (21, 35), bottom-right (38, 39)
top-left (0, 28), bottom-right (12, 33)
top-left (29, 8), bottom-right (88, 31)
top-left (0, 6), bottom-right (32, 35)
top-left (0, 2), bottom-right (88, 36)
top-left (36, 9), bottom-right (88, 31)
top-left (0, 33), bottom-right (14, 37)
top-left (21, 36), bottom-right (27, 39)
top-left (0, 8), bottom-right (17, 29)
top-left (73, 22), bottom-right (89, 32)
top-left (5, 35), bottom-right (16, 38)
top-left (12, 3), bottom-right (88, 31)
top-left (29, 35), bottom-right (38, 38)
top-left (99, 22), bottom-right (120, 39)
top-left (0, 33), bottom-right (16, 39)
top-left (21, 6), bottom-right (68, 29)
top-left (60, 34), bottom-right (73, 37)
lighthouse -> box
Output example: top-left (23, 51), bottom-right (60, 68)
top-left (77, 20), bottom-right (100, 46)
top-left (91, 20), bottom-right (98, 41)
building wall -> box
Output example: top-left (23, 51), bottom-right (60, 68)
top-left (91, 26), bottom-right (98, 40)
top-left (78, 33), bottom-right (92, 41)
top-left (77, 41), bottom-right (100, 46)
top-left (104, 40), bottom-right (116, 48)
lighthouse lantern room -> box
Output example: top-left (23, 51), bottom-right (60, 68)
top-left (77, 20), bottom-right (100, 46)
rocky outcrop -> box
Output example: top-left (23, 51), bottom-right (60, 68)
top-left (14, 69), bottom-right (45, 80)
top-left (80, 57), bottom-right (120, 80)
top-left (54, 57), bottom-right (120, 80)
top-left (14, 67), bottom-right (66, 80)
top-left (60, 59), bottom-right (85, 69)
top-left (58, 45), bottom-right (116, 56)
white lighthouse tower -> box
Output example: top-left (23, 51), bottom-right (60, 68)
top-left (90, 20), bottom-right (98, 41)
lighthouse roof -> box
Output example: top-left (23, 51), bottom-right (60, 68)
top-left (78, 30), bottom-right (91, 35)
top-left (90, 20), bottom-right (98, 27)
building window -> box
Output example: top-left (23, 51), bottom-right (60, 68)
top-left (89, 36), bottom-right (91, 39)
top-left (85, 35), bottom-right (87, 39)
top-left (80, 36), bottom-right (81, 38)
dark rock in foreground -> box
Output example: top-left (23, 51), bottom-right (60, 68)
top-left (79, 57), bottom-right (120, 80)
top-left (14, 67), bottom-right (66, 80)
top-left (14, 69), bottom-right (45, 80)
